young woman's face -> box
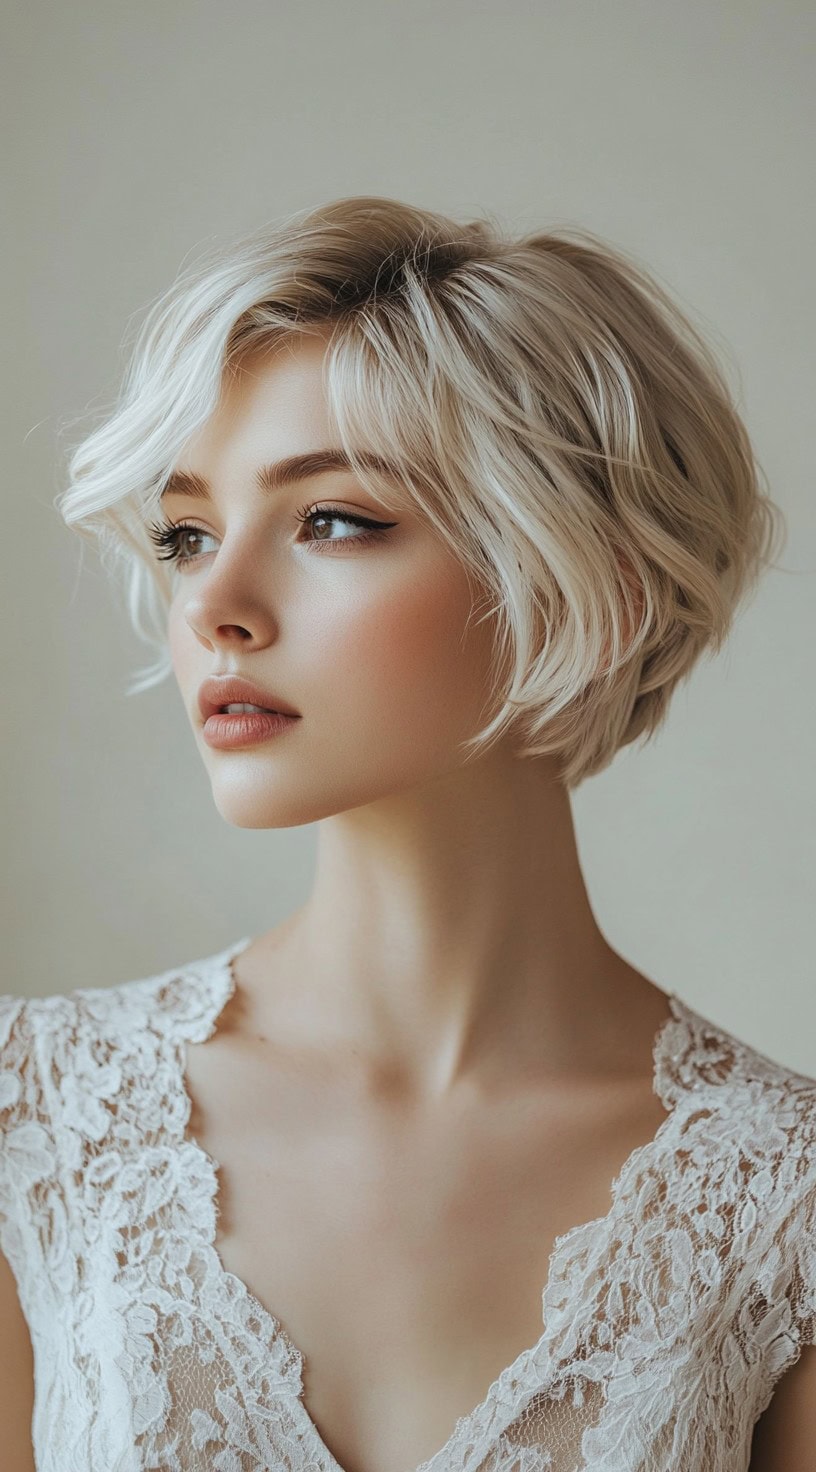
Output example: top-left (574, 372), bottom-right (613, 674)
top-left (164, 332), bottom-right (507, 829)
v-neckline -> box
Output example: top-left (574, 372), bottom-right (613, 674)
top-left (175, 934), bottom-right (697, 1472)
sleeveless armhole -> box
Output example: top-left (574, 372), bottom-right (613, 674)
top-left (785, 1099), bottom-right (816, 1348)
top-left (0, 994), bottom-right (51, 1291)
top-left (0, 990), bottom-right (110, 1472)
top-left (660, 999), bottom-right (816, 1354)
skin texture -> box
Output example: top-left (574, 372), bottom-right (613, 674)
top-left (162, 330), bottom-right (686, 1472)
top-left (3, 332), bottom-right (807, 1472)
top-left (166, 331), bottom-right (669, 1092)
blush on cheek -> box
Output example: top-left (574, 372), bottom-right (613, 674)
top-left (335, 577), bottom-right (494, 739)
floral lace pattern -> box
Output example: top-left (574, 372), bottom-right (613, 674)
top-left (1, 936), bottom-right (815, 1472)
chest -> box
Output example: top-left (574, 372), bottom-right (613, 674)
top-left (182, 1033), bottom-right (671, 1472)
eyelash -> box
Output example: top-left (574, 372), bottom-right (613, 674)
top-left (146, 502), bottom-right (395, 568)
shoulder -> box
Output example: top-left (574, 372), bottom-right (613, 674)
top-left (664, 993), bottom-right (816, 1139)
top-left (672, 998), bottom-right (816, 1332)
top-left (0, 935), bottom-right (244, 1073)
top-left (663, 995), bottom-right (816, 1264)
top-left (0, 936), bottom-right (244, 1163)
top-left (0, 973), bottom-right (170, 1142)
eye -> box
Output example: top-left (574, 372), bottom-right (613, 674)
top-left (145, 505), bottom-right (398, 569)
top-left (146, 519), bottom-right (216, 566)
top-left (292, 502), bottom-right (398, 550)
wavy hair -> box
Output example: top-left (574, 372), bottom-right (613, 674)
top-left (54, 196), bottom-right (786, 789)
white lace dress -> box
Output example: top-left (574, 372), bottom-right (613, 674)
top-left (1, 935), bottom-right (815, 1472)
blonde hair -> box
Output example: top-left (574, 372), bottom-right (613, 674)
top-left (55, 195), bottom-right (786, 790)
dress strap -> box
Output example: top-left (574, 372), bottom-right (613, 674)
top-left (175, 935), bottom-right (255, 1044)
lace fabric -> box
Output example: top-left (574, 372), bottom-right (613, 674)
top-left (1, 935), bottom-right (815, 1472)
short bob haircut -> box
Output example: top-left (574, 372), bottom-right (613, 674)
top-left (55, 195), bottom-right (785, 790)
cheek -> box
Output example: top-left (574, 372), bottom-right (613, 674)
top-left (319, 565), bottom-right (498, 745)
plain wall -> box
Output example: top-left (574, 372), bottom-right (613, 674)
top-left (2, 0), bottom-right (814, 1071)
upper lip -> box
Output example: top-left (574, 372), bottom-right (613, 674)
top-left (198, 676), bottom-right (301, 721)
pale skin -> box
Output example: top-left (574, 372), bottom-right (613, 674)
top-left (163, 332), bottom-right (815, 1472)
top-left (1, 330), bottom-right (809, 1470)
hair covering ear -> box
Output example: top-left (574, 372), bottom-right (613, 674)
top-left (597, 550), bottom-right (646, 678)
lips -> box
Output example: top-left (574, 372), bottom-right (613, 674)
top-left (198, 676), bottom-right (300, 723)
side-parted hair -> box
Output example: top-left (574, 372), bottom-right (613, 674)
top-left (55, 196), bottom-right (786, 790)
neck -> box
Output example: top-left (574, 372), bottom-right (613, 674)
top-left (244, 750), bottom-right (656, 1096)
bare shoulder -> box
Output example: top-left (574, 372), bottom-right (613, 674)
top-left (0, 1243), bottom-right (37, 1472)
top-left (749, 1342), bottom-right (816, 1471)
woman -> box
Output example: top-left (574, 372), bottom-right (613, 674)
top-left (1, 196), bottom-right (813, 1472)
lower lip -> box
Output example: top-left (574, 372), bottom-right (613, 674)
top-left (202, 711), bottom-right (300, 749)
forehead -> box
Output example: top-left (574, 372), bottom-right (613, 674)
top-left (223, 333), bottom-right (333, 425)
top-left (175, 332), bottom-right (336, 479)
top-left (165, 332), bottom-right (398, 503)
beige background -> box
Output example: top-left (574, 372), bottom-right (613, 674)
top-left (2, 1), bottom-right (814, 1071)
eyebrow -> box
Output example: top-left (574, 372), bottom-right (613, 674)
top-left (160, 449), bottom-right (394, 501)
